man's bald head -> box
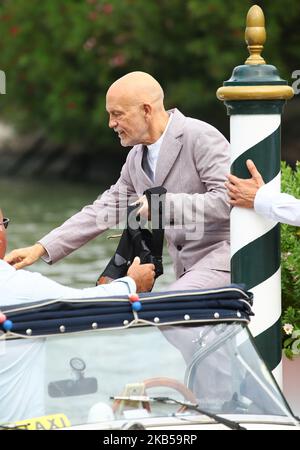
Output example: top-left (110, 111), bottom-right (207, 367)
top-left (0, 209), bottom-right (7, 259)
top-left (107, 71), bottom-right (165, 110)
top-left (106, 72), bottom-right (169, 147)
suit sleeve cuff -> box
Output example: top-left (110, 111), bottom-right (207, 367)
top-left (37, 240), bottom-right (52, 264)
top-left (254, 185), bottom-right (277, 219)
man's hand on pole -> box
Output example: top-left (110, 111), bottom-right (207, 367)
top-left (225, 159), bottom-right (265, 208)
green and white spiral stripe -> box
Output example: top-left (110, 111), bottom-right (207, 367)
top-left (230, 114), bottom-right (282, 384)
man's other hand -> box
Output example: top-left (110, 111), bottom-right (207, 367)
top-left (127, 256), bottom-right (155, 292)
top-left (131, 195), bottom-right (150, 219)
top-left (225, 159), bottom-right (265, 208)
top-left (4, 243), bottom-right (46, 269)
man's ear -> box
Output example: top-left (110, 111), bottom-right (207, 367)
top-left (143, 103), bottom-right (152, 118)
top-left (0, 233), bottom-right (6, 259)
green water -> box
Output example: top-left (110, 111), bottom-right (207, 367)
top-left (0, 178), bottom-right (173, 290)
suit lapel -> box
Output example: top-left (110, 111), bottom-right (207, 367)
top-left (154, 109), bottom-right (185, 186)
top-left (134, 109), bottom-right (186, 188)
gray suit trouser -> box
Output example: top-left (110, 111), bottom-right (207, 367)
top-left (168, 267), bottom-right (230, 291)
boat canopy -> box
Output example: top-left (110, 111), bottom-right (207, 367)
top-left (0, 284), bottom-right (253, 338)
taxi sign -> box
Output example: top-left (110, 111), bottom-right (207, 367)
top-left (8, 413), bottom-right (70, 430)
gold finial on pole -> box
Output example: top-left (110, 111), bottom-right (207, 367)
top-left (245, 5), bottom-right (266, 65)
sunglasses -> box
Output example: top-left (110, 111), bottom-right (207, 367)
top-left (2, 218), bottom-right (10, 229)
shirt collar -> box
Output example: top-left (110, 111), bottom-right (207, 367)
top-left (147, 113), bottom-right (173, 153)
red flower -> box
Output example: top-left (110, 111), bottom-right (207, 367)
top-left (88, 11), bottom-right (98, 21)
top-left (9, 25), bottom-right (21, 36)
top-left (83, 37), bottom-right (97, 51)
top-left (67, 101), bottom-right (77, 110)
top-left (102, 3), bottom-right (113, 15)
top-left (1, 14), bottom-right (12, 22)
top-left (109, 53), bottom-right (126, 67)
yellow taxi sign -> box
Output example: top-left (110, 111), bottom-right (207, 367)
top-left (9, 413), bottom-right (70, 430)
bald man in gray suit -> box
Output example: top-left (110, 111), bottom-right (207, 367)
top-left (5, 72), bottom-right (230, 291)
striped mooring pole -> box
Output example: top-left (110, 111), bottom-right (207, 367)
top-left (217, 5), bottom-right (294, 385)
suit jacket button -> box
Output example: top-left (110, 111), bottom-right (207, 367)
top-left (177, 245), bottom-right (183, 251)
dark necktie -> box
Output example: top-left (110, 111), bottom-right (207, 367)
top-left (142, 146), bottom-right (154, 182)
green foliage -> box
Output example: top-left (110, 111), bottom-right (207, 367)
top-left (282, 307), bottom-right (300, 329)
top-left (282, 308), bottom-right (300, 359)
top-left (281, 162), bottom-right (300, 356)
top-left (0, 0), bottom-right (299, 149)
top-left (281, 161), bottom-right (300, 312)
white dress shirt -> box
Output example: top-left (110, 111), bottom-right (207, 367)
top-left (146, 113), bottom-right (173, 177)
top-left (0, 260), bottom-right (135, 306)
top-left (254, 185), bottom-right (300, 226)
top-left (0, 260), bottom-right (136, 423)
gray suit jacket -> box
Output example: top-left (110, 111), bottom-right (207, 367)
top-left (40, 108), bottom-right (230, 277)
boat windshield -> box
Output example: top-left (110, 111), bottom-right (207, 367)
top-left (0, 322), bottom-right (294, 428)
